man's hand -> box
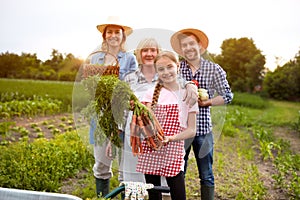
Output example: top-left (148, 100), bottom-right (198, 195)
top-left (198, 98), bottom-right (212, 107)
top-left (183, 83), bottom-right (198, 107)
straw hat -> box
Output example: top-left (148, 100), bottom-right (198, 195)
top-left (170, 28), bottom-right (209, 55)
top-left (96, 16), bottom-right (133, 36)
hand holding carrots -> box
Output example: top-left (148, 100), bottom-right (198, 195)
top-left (129, 99), bottom-right (165, 156)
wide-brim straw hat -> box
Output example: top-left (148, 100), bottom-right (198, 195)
top-left (96, 16), bottom-right (133, 36)
top-left (170, 28), bottom-right (209, 55)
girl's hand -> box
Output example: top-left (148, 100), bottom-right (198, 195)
top-left (162, 136), bottom-right (173, 144)
top-left (183, 83), bottom-right (198, 107)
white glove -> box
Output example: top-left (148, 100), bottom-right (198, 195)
top-left (122, 181), bottom-right (154, 200)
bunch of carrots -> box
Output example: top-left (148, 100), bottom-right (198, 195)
top-left (129, 99), bottom-right (165, 156)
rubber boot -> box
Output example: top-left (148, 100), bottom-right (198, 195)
top-left (95, 178), bottom-right (110, 197)
top-left (201, 185), bottom-right (214, 200)
top-left (120, 191), bottom-right (125, 200)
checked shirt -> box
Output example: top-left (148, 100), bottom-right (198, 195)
top-left (180, 58), bottom-right (233, 136)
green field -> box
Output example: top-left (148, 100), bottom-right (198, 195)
top-left (1, 78), bottom-right (299, 200)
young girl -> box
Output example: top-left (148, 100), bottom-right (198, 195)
top-left (136, 51), bottom-right (198, 200)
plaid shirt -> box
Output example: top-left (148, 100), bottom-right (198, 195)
top-left (124, 65), bottom-right (188, 91)
top-left (123, 65), bottom-right (158, 86)
top-left (180, 58), bottom-right (233, 136)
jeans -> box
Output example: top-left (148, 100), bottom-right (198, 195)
top-left (184, 132), bottom-right (214, 186)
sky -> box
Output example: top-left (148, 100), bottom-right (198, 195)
top-left (1, 0), bottom-right (300, 71)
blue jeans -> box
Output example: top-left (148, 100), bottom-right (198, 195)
top-left (184, 132), bottom-right (214, 186)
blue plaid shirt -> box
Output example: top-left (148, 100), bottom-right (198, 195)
top-left (180, 58), bottom-right (233, 135)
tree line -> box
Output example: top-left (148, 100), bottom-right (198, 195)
top-left (0, 38), bottom-right (299, 101)
top-left (0, 49), bottom-right (83, 81)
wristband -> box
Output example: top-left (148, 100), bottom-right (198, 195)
top-left (185, 81), bottom-right (197, 88)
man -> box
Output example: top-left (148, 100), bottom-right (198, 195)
top-left (171, 28), bottom-right (233, 200)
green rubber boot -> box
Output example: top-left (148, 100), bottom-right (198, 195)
top-left (95, 178), bottom-right (110, 197)
top-left (201, 185), bottom-right (214, 200)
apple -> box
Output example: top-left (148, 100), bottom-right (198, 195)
top-left (198, 88), bottom-right (209, 101)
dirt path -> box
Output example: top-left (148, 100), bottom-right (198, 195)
top-left (273, 127), bottom-right (300, 154)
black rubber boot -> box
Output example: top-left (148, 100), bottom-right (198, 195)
top-left (201, 185), bottom-right (214, 200)
top-left (95, 178), bottom-right (110, 197)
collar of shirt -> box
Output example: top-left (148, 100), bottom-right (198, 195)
top-left (136, 66), bottom-right (158, 84)
top-left (96, 51), bottom-right (126, 62)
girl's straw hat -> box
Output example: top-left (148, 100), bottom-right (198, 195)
top-left (171, 28), bottom-right (209, 55)
top-left (96, 16), bottom-right (133, 36)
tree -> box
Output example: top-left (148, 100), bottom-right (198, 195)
top-left (43, 49), bottom-right (64, 72)
top-left (0, 52), bottom-right (21, 77)
top-left (0, 52), bottom-right (41, 78)
top-left (17, 53), bottom-right (41, 78)
top-left (215, 38), bottom-right (266, 93)
top-left (263, 49), bottom-right (300, 101)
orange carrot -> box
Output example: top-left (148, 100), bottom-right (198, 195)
top-left (156, 131), bottom-right (164, 141)
top-left (152, 115), bottom-right (164, 137)
top-left (138, 138), bottom-right (143, 154)
top-left (148, 136), bottom-right (158, 150)
top-left (131, 135), bottom-right (136, 155)
top-left (142, 113), bottom-right (155, 132)
top-left (130, 114), bottom-right (137, 137)
top-left (135, 136), bottom-right (143, 154)
top-left (137, 115), bottom-right (151, 136)
top-left (130, 135), bottom-right (133, 146)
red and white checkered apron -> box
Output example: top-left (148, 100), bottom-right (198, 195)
top-left (136, 104), bottom-right (184, 177)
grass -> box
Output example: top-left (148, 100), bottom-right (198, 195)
top-left (233, 100), bottom-right (300, 127)
top-left (0, 78), bottom-right (73, 99)
top-left (0, 78), bottom-right (91, 113)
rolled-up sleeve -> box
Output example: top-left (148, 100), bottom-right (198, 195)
top-left (215, 64), bottom-right (233, 104)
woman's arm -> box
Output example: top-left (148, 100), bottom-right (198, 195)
top-left (163, 111), bottom-right (197, 143)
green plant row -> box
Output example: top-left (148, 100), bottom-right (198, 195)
top-left (0, 78), bottom-right (74, 112)
top-left (224, 102), bottom-right (300, 199)
top-left (0, 131), bottom-right (93, 192)
top-left (0, 98), bottom-right (63, 118)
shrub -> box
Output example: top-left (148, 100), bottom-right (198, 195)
top-left (231, 92), bottom-right (269, 109)
top-left (0, 131), bottom-right (93, 192)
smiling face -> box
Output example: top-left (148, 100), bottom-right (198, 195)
top-left (141, 47), bottom-right (158, 65)
top-left (104, 25), bottom-right (124, 48)
top-left (180, 35), bottom-right (202, 62)
top-left (155, 56), bottom-right (178, 85)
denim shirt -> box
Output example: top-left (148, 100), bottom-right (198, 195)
top-left (89, 51), bottom-right (138, 144)
top-left (89, 51), bottom-right (138, 80)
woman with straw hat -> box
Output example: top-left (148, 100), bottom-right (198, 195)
top-left (87, 16), bottom-right (138, 198)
